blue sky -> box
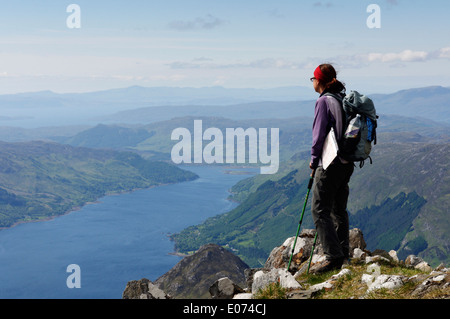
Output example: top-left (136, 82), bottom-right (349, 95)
top-left (0, 0), bottom-right (448, 95)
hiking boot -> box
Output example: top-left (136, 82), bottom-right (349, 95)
top-left (309, 258), bottom-right (344, 274)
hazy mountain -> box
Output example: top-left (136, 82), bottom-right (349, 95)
top-left (36, 113), bottom-right (447, 166)
top-left (370, 86), bottom-right (450, 123)
top-left (99, 100), bottom-right (315, 125)
top-left (0, 85), bottom-right (315, 128)
top-left (0, 85), bottom-right (448, 128)
top-left (57, 124), bottom-right (154, 149)
top-left (0, 125), bottom-right (90, 143)
top-left (102, 86), bottom-right (450, 125)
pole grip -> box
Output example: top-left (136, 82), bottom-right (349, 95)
top-left (307, 176), bottom-right (314, 189)
top-left (307, 169), bottom-right (316, 189)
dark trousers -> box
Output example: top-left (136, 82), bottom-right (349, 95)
top-left (311, 160), bottom-right (354, 261)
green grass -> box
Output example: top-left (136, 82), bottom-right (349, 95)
top-left (254, 282), bottom-right (287, 299)
top-left (254, 259), bottom-right (449, 300)
top-left (296, 261), bottom-right (437, 299)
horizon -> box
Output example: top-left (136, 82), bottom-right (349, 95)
top-left (2, 83), bottom-right (449, 98)
top-left (0, 1), bottom-right (449, 95)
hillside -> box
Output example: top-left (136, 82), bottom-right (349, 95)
top-left (171, 142), bottom-right (449, 268)
top-left (170, 168), bottom-right (312, 266)
top-left (43, 113), bottom-right (448, 166)
top-left (56, 124), bottom-right (154, 149)
top-left (370, 86), bottom-right (450, 123)
top-left (48, 116), bottom-right (313, 164)
top-left (0, 141), bottom-right (198, 228)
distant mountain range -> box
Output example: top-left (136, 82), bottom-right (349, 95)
top-left (100, 86), bottom-right (450, 125)
top-left (0, 85), bottom-right (315, 128)
top-left (369, 86), bottom-right (450, 123)
top-left (0, 85), bottom-right (448, 128)
top-left (0, 85), bottom-right (316, 110)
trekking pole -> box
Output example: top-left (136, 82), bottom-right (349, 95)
top-left (287, 169), bottom-right (315, 271)
top-left (306, 232), bottom-right (318, 274)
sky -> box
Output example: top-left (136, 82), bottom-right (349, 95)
top-left (0, 0), bottom-right (448, 95)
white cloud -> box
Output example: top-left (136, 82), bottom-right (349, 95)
top-left (335, 47), bottom-right (450, 68)
top-left (436, 47), bottom-right (450, 59)
top-left (167, 58), bottom-right (307, 70)
top-left (168, 14), bottom-right (227, 31)
top-left (166, 47), bottom-right (450, 71)
top-left (313, 2), bottom-right (333, 8)
top-left (93, 74), bottom-right (186, 82)
top-left (364, 50), bottom-right (429, 63)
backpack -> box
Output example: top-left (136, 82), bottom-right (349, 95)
top-left (325, 90), bottom-right (378, 167)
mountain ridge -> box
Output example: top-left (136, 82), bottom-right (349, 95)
top-left (0, 85), bottom-right (448, 128)
top-left (100, 85), bottom-right (450, 125)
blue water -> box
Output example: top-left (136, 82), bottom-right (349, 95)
top-left (0, 165), bottom-right (257, 299)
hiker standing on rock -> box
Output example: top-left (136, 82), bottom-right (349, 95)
top-left (309, 64), bottom-right (354, 273)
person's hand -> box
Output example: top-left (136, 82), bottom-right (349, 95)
top-left (309, 162), bottom-right (316, 177)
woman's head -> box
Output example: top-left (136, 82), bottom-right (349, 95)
top-left (311, 64), bottom-right (346, 94)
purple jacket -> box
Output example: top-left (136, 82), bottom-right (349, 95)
top-left (311, 92), bottom-right (345, 168)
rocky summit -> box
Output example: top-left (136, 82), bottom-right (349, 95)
top-left (123, 243), bottom-right (249, 299)
top-left (122, 228), bottom-right (449, 299)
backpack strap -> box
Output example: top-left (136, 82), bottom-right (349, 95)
top-left (323, 92), bottom-right (347, 141)
top-left (322, 92), bottom-right (343, 102)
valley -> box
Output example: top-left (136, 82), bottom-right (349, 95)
top-left (0, 85), bottom-right (448, 268)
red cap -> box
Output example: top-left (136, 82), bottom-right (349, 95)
top-left (314, 66), bottom-right (325, 82)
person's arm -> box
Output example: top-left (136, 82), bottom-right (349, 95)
top-left (310, 97), bottom-right (330, 169)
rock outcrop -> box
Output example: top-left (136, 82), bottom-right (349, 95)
top-left (154, 243), bottom-right (249, 299)
top-left (209, 277), bottom-right (245, 299)
top-left (122, 278), bottom-right (171, 299)
top-left (122, 228), bottom-right (449, 299)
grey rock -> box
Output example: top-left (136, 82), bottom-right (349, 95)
top-left (122, 278), bottom-right (170, 299)
top-left (389, 250), bottom-right (399, 263)
top-left (349, 228), bottom-right (366, 251)
top-left (415, 261), bottom-right (432, 272)
top-left (353, 248), bottom-right (367, 260)
top-left (209, 277), bottom-right (244, 299)
top-left (252, 268), bottom-right (302, 293)
top-left (405, 255), bottom-right (424, 267)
